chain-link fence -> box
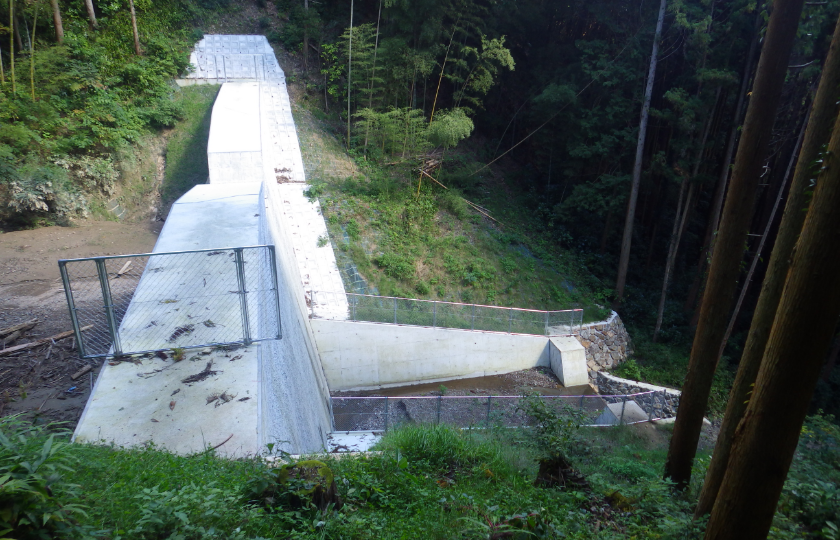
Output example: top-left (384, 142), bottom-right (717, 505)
top-left (59, 246), bottom-right (282, 359)
top-left (312, 292), bottom-right (582, 336)
top-left (331, 391), bottom-right (675, 432)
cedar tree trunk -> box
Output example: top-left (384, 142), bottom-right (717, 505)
top-left (613, 0), bottom-right (667, 306)
top-left (50, 0), bottom-right (63, 43)
top-left (703, 82), bottom-right (840, 540)
top-left (129, 0), bottom-right (141, 55)
top-left (663, 0), bottom-right (804, 489)
top-left (695, 11), bottom-right (840, 516)
top-left (685, 12), bottom-right (761, 317)
top-left (84, 0), bottom-right (97, 29)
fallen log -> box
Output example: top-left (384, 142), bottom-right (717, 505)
top-left (2, 331), bottom-right (22, 348)
top-left (0, 319), bottom-right (37, 338)
top-left (0, 325), bottom-right (93, 357)
top-left (71, 365), bottom-right (93, 380)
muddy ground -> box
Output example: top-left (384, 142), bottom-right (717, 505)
top-left (0, 221), bottom-right (162, 427)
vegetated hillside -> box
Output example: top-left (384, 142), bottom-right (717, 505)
top-left (295, 99), bottom-right (612, 321)
top-left (0, 0), bottom-right (279, 230)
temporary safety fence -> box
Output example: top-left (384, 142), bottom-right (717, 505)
top-left (311, 291), bottom-right (583, 336)
top-left (331, 391), bottom-right (677, 432)
top-left (58, 246), bottom-right (282, 359)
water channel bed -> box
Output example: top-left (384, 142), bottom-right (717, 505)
top-left (330, 367), bottom-right (595, 398)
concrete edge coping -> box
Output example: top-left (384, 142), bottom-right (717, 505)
top-left (580, 310), bottom-right (619, 329)
top-left (597, 371), bottom-right (682, 396)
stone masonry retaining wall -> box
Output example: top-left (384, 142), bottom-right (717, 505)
top-left (575, 311), bottom-right (633, 371)
top-left (594, 372), bottom-right (681, 419)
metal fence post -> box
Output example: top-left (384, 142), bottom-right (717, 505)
top-left (471, 304), bottom-right (475, 330)
top-left (95, 259), bottom-right (122, 356)
top-left (619, 396), bottom-right (627, 424)
top-left (544, 311), bottom-right (549, 335)
top-left (579, 394), bottom-right (585, 410)
top-left (234, 248), bottom-right (252, 345)
top-left (384, 396), bottom-right (390, 432)
top-left (351, 294), bottom-right (357, 321)
top-left (648, 392), bottom-right (654, 422)
top-left (508, 308), bottom-right (513, 333)
top-left (433, 301), bottom-right (437, 328)
top-left (486, 396), bottom-right (492, 427)
top-left (266, 246), bottom-right (282, 339)
top-left (436, 395), bottom-right (441, 424)
top-left (394, 297), bottom-right (398, 324)
top-left (58, 261), bottom-right (87, 358)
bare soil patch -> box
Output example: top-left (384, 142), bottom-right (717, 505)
top-left (0, 221), bottom-right (161, 427)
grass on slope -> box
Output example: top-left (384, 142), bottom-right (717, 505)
top-left (6, 413), bottom-right (839, 539)
top-left (160, 85), bottom-right (221, 209)
top-left (293, 102), bottom-right (612, 323)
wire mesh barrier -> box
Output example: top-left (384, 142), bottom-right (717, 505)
top-left (58, 246), bottom-right (282, 359)
top-left (331, 391), bottom-right (674, 432)
top-left (312, 292), bottom-right (583, 336)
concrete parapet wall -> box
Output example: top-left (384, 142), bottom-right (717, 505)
top-left (311, 319), bottom-right (551, 391)
top-left (260, 184), bottom-right (333, 453)
top-left (575, 311), bottom-right (633, 371)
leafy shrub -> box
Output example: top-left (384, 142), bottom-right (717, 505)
top-left (303, 183), bottom-right (325, 202)
top-left (130, 482), bottom-right (258, 539)
top-left (243, 460), bottom-right (341, 512)
top-left (0, 416), bottom-right (92, 539)
top-left (463, 258), bottom-right (496, 288)
top-left (374, 252), bottom-right (415, 281)
top-left (346, 219), bottom-right (361, 240)
top-left (518, 392), bottom-right (586, 461)
top-left (613, 358), bottom-right (643, 382)
top-left (427, 108), bottom-right (474, 149)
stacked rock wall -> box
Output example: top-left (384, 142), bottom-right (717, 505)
top-left (575, 312), bottom-right (633, 371)
top-left (594, 372), bottom-right (681, 419)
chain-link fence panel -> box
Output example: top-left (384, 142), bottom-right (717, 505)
top-left (318, 292), bottom-right (582, 336)
top-left (59, 246), bottom-right (281, 359)
top-left (331, 391), bottom-right (667, 432)
top-left (332, 397), bottom-right (388, 431)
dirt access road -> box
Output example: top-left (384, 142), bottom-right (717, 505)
top-left (0, 221), bottom-right (161, 427)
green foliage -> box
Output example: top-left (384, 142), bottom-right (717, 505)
top-left (374, 251), bottom-right (415, 280)
top-left (518, 392), bottom-right (587, 460)
top-left (161, 85), bottom-right (219, 205)
top-left (375, 424), bottom-right (509, 474)
top-left (427, 108), bottom-right (474, 149)
top-left (0, 415), bottom-right (829, 539)
top-left (0, 416), bottom-right (92, 539)
top-left (0, 0), bottom-right (200, 226)
top-left (612, 330), bottom-right (735, 416)
top-left (346, 218), bottom-right (361, 240)
top-left (129, 483), bottom-right (257, 540)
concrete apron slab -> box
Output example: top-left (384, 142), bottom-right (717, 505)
top-left (73, 184), bottom-right (264, 457)
top-left (74, 346), bottom-right (260, 456)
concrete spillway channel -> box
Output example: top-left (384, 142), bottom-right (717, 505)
top-left (74, 35), bottom-right (345, 456)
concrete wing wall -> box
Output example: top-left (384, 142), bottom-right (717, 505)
top-left (311, 319), bottom-right (552, 391)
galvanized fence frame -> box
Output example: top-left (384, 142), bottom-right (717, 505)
top-left (312, 291), bottom-right (583, 336)
top-left (331, 390), bottom-right (677, 432)
top-left (59, 245), bottom-right (282, 359)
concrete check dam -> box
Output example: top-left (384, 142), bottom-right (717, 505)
top-left (71, 35), bottom-right (638, 456)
